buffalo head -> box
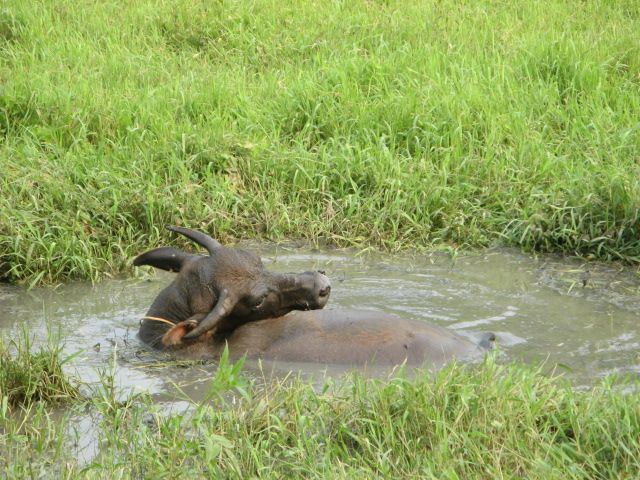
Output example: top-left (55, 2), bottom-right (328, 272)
top-left (135, 226), bottom-right (331, 346)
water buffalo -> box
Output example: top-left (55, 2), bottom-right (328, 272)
top-left (134, 226), bottom-right (331, 347)
top-left (136, 228), bottom-right (493, 366)
top-left (157, 309), bottom-right (493, 367)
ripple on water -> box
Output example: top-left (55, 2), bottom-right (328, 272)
top-left (1, 247), bottom-right (639, 398)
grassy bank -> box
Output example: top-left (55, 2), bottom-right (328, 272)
top-left (2, 346), bottom-right (640, 478)
top-left (1, 0), bottom-right (639, 283)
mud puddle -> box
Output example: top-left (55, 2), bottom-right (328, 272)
top-left (1, 246), bottom-right (640, 399)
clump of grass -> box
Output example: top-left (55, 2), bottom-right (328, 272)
top-left (0, 8), bottom-right (24, 43)
top-left (76, 357), bottom-right (640, 478)
top-left (0, 330), bottom-right (80, 408)
top-left (2, 355), bottom-right (640, 477)
top-left (0, 400), bottom-right (74, 477)
top-left (1, 0), bottom-right (640, 285)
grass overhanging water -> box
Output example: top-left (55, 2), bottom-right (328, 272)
top-left (0, 329), bottom-right (79, 409)
top-left (1, 0), bottom-right (639, 284)
top-left (1, 335), bottom-right (640, 478)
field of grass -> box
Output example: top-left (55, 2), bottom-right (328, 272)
top-left (0, 0), bottom-right (638, 284)
top-left (3, 2), bottom-right (639, 473)
top-left (1, 338), bottom-right (639, 479)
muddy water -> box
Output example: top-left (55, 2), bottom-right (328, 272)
top-left (1, 247), bottom-right (640, 399)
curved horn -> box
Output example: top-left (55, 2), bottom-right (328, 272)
top-left (166, 225), bottom-right (222, 254)
top-left (182, 289), bottom-right (237, 339)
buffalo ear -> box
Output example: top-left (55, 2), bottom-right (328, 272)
top-left (182, 288), bottom-right (237, 339)
top-left (161, 321), bottom-right (194, 347)
top-left (133, 247), bottom-right (194, 273)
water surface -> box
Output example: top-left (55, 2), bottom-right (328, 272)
top-left (1, 246), bottom-right (639, 398)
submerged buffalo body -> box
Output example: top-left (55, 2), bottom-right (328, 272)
top-left (135, 227), bottom-right (492, 366)
top-left (149, 309), bottom-right (492, 366)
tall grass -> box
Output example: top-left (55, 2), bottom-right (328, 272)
top-left (0, 330), bottom-right (79, 408)
top-left (3, 355), bottom-right (640, 478)
top-left (1, 0), bottom-right (639, 283)
top-left (86, 358), bottom-right (640, 478)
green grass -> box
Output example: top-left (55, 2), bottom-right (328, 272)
top-left (2, 353), bottom-right (640, 478)
top-left (0, 330), bottom-right (80, 409)
top-left (1, 0), bottom-right (640, 284)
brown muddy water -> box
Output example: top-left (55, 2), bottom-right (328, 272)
top-left (1, 246), bottom-right (640, 399)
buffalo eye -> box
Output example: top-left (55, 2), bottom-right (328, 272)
top-left (250, 294), bottom-right (268, 311)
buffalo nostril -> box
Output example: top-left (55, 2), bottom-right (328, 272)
top-left (319, 286), bottom-right (331, 297)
